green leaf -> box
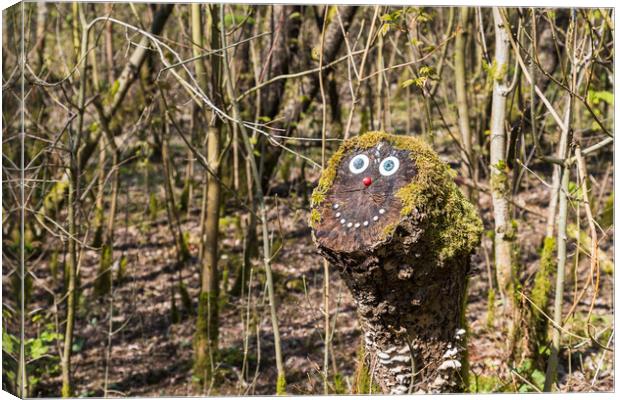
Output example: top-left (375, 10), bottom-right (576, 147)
top-left (30, 338), bottom-right (49, 359)
top-left (588, 90), bottom-right (614, 106)
top-left (40, 330), bottom-right (61, 342)
top-left (72, 337), bottom-right (85, 353)
top-left (109, 80), bottom-right (120, 97)
top-left (3, 330), bottom-right (16, 354)
top-left (401, 79), bottom-right (416, 88)
top-left (379, 23), bottom-right (390, 37)
top-left (531, 369), bottom-right (545, 389)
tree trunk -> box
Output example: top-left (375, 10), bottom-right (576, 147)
top-left (311, 132), bottom-right (482, 393)
top-left (489, 8), bottom-right (513, 315)
top-left (61, 6), bottom-right (89, 394)
top-left (454, 7), bottom-right (474, 198)
top-left (220, 5), bottom-right (287, 390)
top-left (193, 4), bottom-right (223, 387)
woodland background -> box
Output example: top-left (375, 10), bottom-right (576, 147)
top-left (1, 2), bottom-right (615, 397)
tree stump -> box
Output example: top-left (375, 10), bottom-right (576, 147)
top-left (310, 132), bottom-right (482, 394)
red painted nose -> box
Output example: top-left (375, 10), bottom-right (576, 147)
top-left (362, 176), bottom-right (372, 187)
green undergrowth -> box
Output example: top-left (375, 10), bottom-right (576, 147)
top-left (352, 341), bottom-right (381, 394)
top-left (469, 357), bottom-right (545, 393)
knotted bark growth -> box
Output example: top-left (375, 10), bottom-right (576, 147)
top-left (310, 132), bottom-right (482, 394)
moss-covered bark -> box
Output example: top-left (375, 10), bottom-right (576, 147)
top-left (529, 237), bottom-right (556, 366)
top-left (94, 243), bottom-right (112, 297)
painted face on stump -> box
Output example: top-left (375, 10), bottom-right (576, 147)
top-left (313, 141), bottom-right (417, 253)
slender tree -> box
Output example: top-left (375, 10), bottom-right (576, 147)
top-left (489, 7), bottom-right (514, 321)
top-left (193, 3), bottom-right (223, 387)
top-left (454, 7), bottom-right (475, 198)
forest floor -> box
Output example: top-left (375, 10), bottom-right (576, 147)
top-left (31, 141), bottom-right (614, 397)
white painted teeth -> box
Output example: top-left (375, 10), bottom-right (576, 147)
top-left (337, 207), bottom-right (388, 228)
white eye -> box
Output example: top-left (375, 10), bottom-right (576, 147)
top-left (349, 154), bottom-right (369, 174)
top-left (379, 156), bottom-right (400, 176)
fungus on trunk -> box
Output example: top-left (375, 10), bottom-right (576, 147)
top-left (310, 132), bottom-right (482, 394)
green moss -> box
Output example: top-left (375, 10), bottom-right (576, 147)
top-left (43, 178), bottom-right (69, 213)
top-left (529, 237), bottom-right (555, 361)
top-left (149, 193), bottom-right (158, 220)
top-left (309, 209), bottom-right (321, 228)
top-left (599, 191), bottom-right (613, 228)
top-left (276, 372), bottom-right (287, 395)
top-left (490, 171), bottom-right (509, 197)
top-left (91, 207), bottom-right (104, 248)
top-left (311, 131), bottom-right (483, 262)
top-left (180, 232), bottom-right (191, 263)
top-left (61, 382), bottom-right (72, 398)
top-left (486, 287), bottom-right (496, 329)
top-left (483, 59), bottom-right (509, 92)
top-left (381, 222), bottom-right (398, 240)
top-left (117, 255), bottom-right (127, 281)
top-left (490, 160), bottom-right (510, 197)
top-left (94, 244), bottom-right (112, 297)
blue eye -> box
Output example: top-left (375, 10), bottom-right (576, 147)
top-left (379, 156), bottom-right (400, 176)
top-left (349, 154), bottom-right (369, 174)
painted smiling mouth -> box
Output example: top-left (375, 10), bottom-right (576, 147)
top-left (332, 203), bottom-right (387, 229)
